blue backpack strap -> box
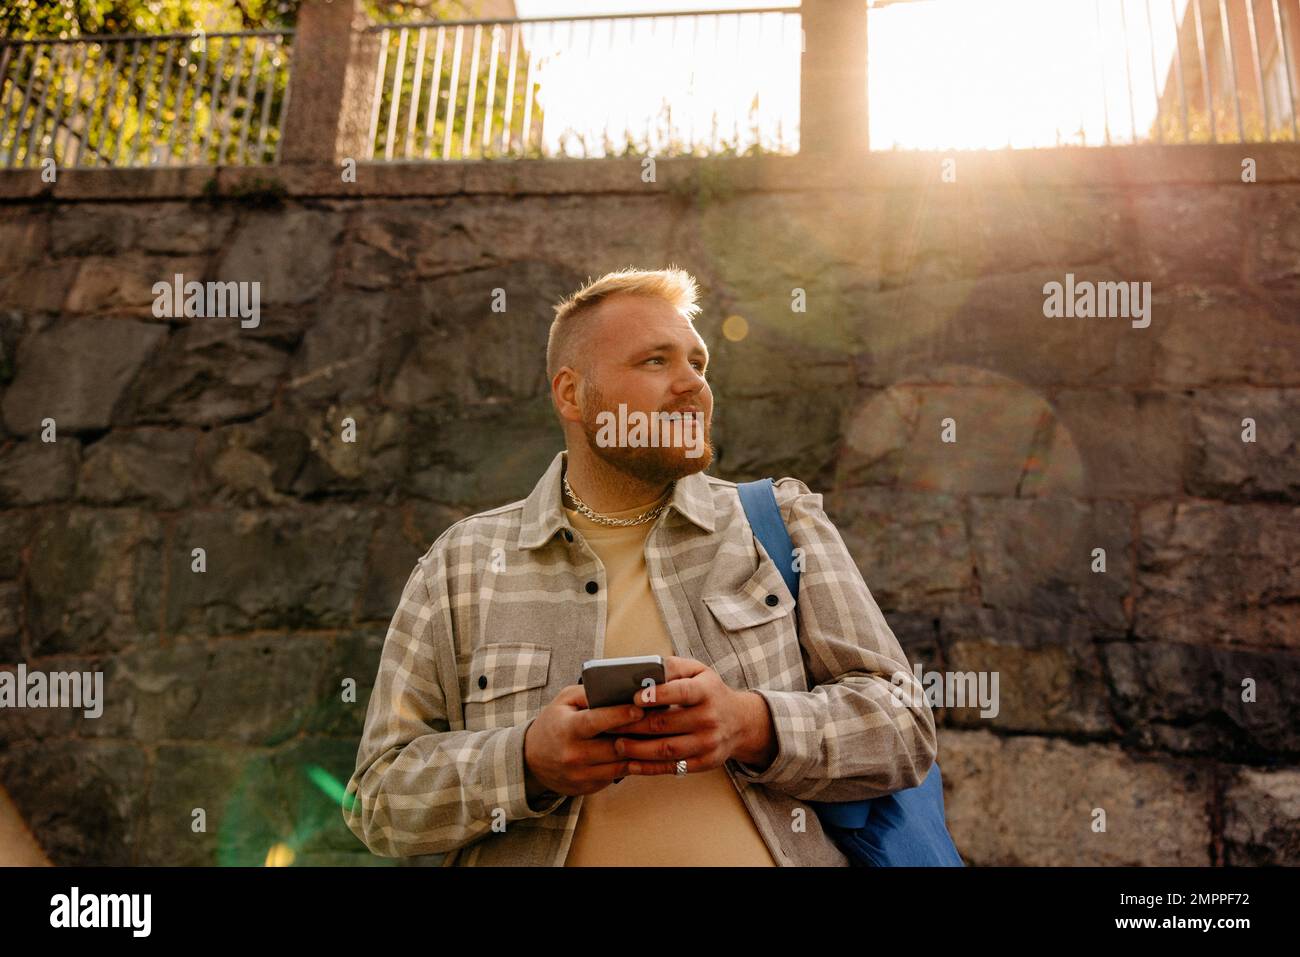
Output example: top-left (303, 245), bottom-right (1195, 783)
top-left (737, 478), bottom-right (870, 832)
top-left (737, 479), bottom-right (961, 862)
top-left (735, 478), bottom-right (799, 602)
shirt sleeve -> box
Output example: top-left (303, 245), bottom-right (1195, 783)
top-left (342, 546), bottom-right (566, 858)
top-left (726, 478), bottom-right (939, 803)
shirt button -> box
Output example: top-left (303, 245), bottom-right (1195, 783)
top-left (765, 594), bottom-right (779, 606)
top-left (585, 581), bottom-right (599, 594)
top-left (563, 530), bottom-right (574, 542)
top-left (477, 675), bottom-right (487, 689)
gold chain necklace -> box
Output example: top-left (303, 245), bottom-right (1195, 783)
top-left (562, 474), bottom-right (674, 527)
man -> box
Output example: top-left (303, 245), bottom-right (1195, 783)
top-left (343, 266), bottom-right (937, 866)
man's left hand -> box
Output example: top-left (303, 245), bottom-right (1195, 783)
top-left (601, 655), bottom-right (777, 776)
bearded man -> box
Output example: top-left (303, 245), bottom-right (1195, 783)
top-left (343, 266), bottom-right (937, 866)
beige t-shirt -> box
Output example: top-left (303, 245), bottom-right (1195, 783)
top-left (562, 488), bottom-right (777, 867)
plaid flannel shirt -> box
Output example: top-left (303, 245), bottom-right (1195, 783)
top-left (343, 451), bottom-right (938, 866)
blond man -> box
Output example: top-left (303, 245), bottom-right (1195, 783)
top-left (344, 266), bottom-right (937, 866)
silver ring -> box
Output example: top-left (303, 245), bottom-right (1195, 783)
top-left (675, 760), bottom-right (688, 776)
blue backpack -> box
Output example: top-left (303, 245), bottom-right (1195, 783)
top-left (736, 479), bottom-right (965, 867)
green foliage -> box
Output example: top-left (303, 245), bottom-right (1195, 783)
top-left (2, 1), bottom-right (546, 37)
top-left (1, 0), bottom-right (302, 38)
top-left (362, 1), bottom-right (505, 26)
top-left (1, 1), bottom-right (306, 167)
top-left (1150, 100), bottom-right (1300, 144)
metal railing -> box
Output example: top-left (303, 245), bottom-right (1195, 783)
top-left (867, 0), bottom-right (1299, 149)
top-left (3, 2), bottom-right (1299, 169)
top-left (0, 29), bottom-right (294, 168)
top-left (363, 7), bottom-right (802, 161)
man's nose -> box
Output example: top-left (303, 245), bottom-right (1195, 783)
top-left (673, 365), bottom-right (707, 394)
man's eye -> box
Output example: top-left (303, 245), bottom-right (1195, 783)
top-left (642, 356), bottom-right (704, 372)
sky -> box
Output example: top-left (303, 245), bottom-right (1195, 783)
top-left (510, 0), bottom-right (1194, 152)
top-left (865, 0), bottom-right (1192, 149)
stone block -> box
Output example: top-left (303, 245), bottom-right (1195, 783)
top-left (0, 438), bottom-right (79, 505)
top-left (1186, 389), bottom-right (1299, 501)
top-left (1136, 501), bottom-right (1299, 648)
top-left (938, 728), bottom-right (1211, 865)
top-left (78, 428), bottom-right (199, 507)
top-left (1223, 767), bottom-right (1300, 865)
top-left (1102, 640), bottom-right (1300, 758)
top-left (0, 740), bottom-right (148, 865)
top-left (968, 496), bottom-right (1131, 635)
top-left (27, 508), bottom-right (163, 655)
top-left (216, 208), bottom-right (343, 304)
top-left (1, 318), bottom-right (166, 433)
top-left (131, 320), bottom-right (289, 426)
top-left (837, 372), bottom-right (1091, 497)
top-left (164, 507), bottom-right (373, 635)
top-left (826, 487), bottom-right (973, 612)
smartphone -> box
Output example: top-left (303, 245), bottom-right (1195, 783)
top-left (580, 654), bottom-right (667, 711)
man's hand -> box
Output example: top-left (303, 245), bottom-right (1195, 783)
top-left (522, 685), bottom-right (646, 798)
top-left (602, 655), bottom-right (777, 775)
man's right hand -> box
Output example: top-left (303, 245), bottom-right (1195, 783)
top-left (523, 684), bottom-right (644, 799)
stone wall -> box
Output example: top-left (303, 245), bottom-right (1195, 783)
top-left (0, 148), bottom-right (1296, 865)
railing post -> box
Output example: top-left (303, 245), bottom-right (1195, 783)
top-left (279, 0), bottom-right (378, 164)
top-left (800, 0), bottom-right (869, 155)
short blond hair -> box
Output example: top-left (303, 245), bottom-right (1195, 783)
top-left (546, 265), bottom-right (701, 382)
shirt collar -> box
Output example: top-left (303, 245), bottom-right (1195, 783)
top-left (517, 450), bottom-right (717, 550)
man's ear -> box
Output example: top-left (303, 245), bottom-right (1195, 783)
top-left (552, 368), bottom-right (583, 424)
